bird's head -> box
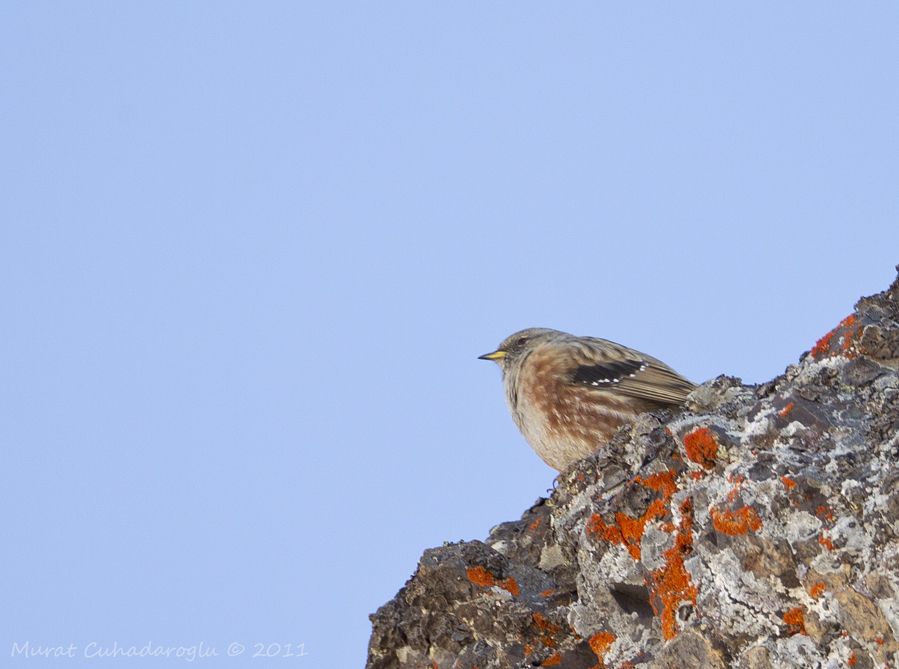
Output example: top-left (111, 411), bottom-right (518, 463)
top-left (478, 328), bottom-right (563, 372)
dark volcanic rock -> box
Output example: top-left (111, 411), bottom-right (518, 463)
top-left (367, 269), bottom-right (899, 669)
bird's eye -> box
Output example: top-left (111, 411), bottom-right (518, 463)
top-left (515, 337), bottom-right (528, 347)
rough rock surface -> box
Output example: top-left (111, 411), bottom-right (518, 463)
top-left (367, 270), bottom-right (899, 669)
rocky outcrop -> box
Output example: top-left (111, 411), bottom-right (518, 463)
top-left (367, 269), bottom-right (899, 669)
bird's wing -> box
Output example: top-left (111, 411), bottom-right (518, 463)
top-left (566, 337), bottom-right (695, 405)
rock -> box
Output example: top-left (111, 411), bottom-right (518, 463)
top-left (367, 267), bottom-right (899, 669)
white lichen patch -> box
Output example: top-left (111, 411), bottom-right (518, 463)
top-left (640, 524), bottom-right (673, 572)
top-left (784, 510), bottom-right (823, 544)
top-left (781, 420), bottom-right (806, 437)
top-left (829, 515), bottom-right (872, 559)
top-left (489, 539), bottom-right (509, 555)
top-left (763, 635), bottom-right (826, 669)
top-left (592, 543), bottom-right (641, 583)
top-left (742, 405), bottom-right (777, 441)
top-left (690, 550), bottom-right (781, 638)
top-left (538, 543), bottom-right (565, 571)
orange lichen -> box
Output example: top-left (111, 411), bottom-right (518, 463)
top-left (587, 500), bottom-right (666, 560)
top-left (809, 582), bottom-right (826, 598)
top-left (524, 643), bottom-right (534, 657)
top-left (819, 533), bottom-right (835, 551)
top-left (637, 470), bottom-right (679, 497)
top-left (783, 607), bottom-right (807, 635)
top-left (689, 470), bottom-right (704, 480)
top-left (586, 471), bottom-right (678, 560)
top-left (840, 315), bottom-right (860, 357)
top-left (587, 514), bottom-right (624, 544)
top-left (650, 498), bottom-right (698, 640)
top-left (848, 651), bottom-right (858, 666)
top-left (779, 402), bottom-right (795, 417)
top-left (811, 329), bottom-right (836, 359)
top-left (588, 475), bottom-right (698, 640)
top-left (501, 577), bottom-right (520, 596)
top-left (540, 588), bottom-right (555, 598)
top-left (497, 577), bottom-right (520, 596)
top-left (532, 612), bottom-right (562, 648)
top-left (710, 505), bottom-right (763, 536)
top-left (683, 427), bottom-right (718, 469)
top-left (781, 475), bottom-right (797, 490)
top-left (812, 314), bottom-right (860, 359)
top-left (466, 565), bottom-right (495, 587)
top-left (816, 505), bottom-right (834, 522)
top-left (466, 566), bottom-right (520, 597)
top-left (541, 652), bottom-right (562, 666)
top-left (622, 501), bottom-right (666, 557)
top-left (529, 517), bottom-right (543, 532)
top-left (588, 631), bottom-right (616, 668)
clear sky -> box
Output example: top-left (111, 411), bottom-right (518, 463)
top-left (2, 3), bottom-right (898, 668)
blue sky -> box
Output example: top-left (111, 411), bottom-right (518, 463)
top-left (2, 3), bottom-right (897, 668)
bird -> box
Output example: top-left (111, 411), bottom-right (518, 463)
top-left (479, 328), bottom-right (695, 471)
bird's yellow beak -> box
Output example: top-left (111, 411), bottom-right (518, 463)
top-left (478, 349), bottom-right (507, 361)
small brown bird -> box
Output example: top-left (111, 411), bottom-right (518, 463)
top-left (479, 328), bottom-right (695, 471)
